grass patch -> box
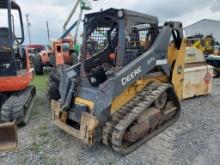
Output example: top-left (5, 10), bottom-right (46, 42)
top-left (30, 73), bottom-right (50, 118)
top-left (31, 74), bottom-right (49, 95)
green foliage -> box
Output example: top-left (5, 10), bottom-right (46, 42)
top-left (31, 74), bottom-right (49, 95)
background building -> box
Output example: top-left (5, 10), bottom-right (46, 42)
top-left (184, 19), bottom-right (220, 43)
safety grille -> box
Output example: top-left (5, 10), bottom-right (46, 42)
top-left (86, 27), bottom-right (110, 57)
top-left (124, 24), bottom-right (157, 65)
top-left (86, 27), bottom-right (117, 57)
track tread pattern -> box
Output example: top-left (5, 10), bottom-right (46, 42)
top-left (102, 82), bottom-right (180, 155)
top-left (0, 86), bottom-right (36, 125)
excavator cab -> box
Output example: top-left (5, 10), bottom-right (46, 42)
top-left (0, 0), bottom-right (25, 76)
top-left (0, 0), bottom-right (26, 151)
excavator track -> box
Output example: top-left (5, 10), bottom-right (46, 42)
top-left (102, 82), bottom-right (181, 155)
top-left (0, 85), bottom-right (36, 126)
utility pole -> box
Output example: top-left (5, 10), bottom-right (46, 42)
top-left (74, 9), bottom-right (83, 43)
top-left (46, 21), bottom-right (50, 46)
top-left (25, 14), bottom-right (31, 45)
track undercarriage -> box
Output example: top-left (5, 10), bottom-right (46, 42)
top-left (0, 86), bottom-right (36, 126)
top-left (102, 82), bottom-right (180, 154)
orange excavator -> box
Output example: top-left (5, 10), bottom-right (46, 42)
top-left (0, 0), bottom-right (36, 151)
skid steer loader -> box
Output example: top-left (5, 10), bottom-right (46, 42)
top-left (51, 8), bottom-right (185, 154)
top-left (0, 0), bottom-right (36, 151)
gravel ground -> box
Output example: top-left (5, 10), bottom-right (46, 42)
top-left (0, 78), bottom-right (220, 165)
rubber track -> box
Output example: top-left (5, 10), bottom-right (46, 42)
top-left (0, 86), bottom-right (36, 125)
top-left (102, 83), bottom-right (158, 146)
top-left (102, 82), bottom-right (180, 155)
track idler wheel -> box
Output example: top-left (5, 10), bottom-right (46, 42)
top-left (154, 91), bottom-right (168, 109)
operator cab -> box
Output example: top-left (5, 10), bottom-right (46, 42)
top-left (82, 8), bottom-right (158, 87)
top-left (0, 0), bottom-right (26, 76)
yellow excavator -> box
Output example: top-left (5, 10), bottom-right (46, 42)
top-left (186, 34), bottom-right (216, 79)
top-left (186, 34), bottom-right (215, 55)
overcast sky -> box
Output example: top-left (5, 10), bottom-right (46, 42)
top-left (15, 0), bottom-right (220, 45)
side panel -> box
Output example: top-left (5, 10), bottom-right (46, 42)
top-left (183, 65), bottom-right (213, 99)
top-left (169, 40), bottom-right (186, 100)
top-left (0, 72), bottom-right (32, 92)
top-left (110, 74), bottom-right (168, 114)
